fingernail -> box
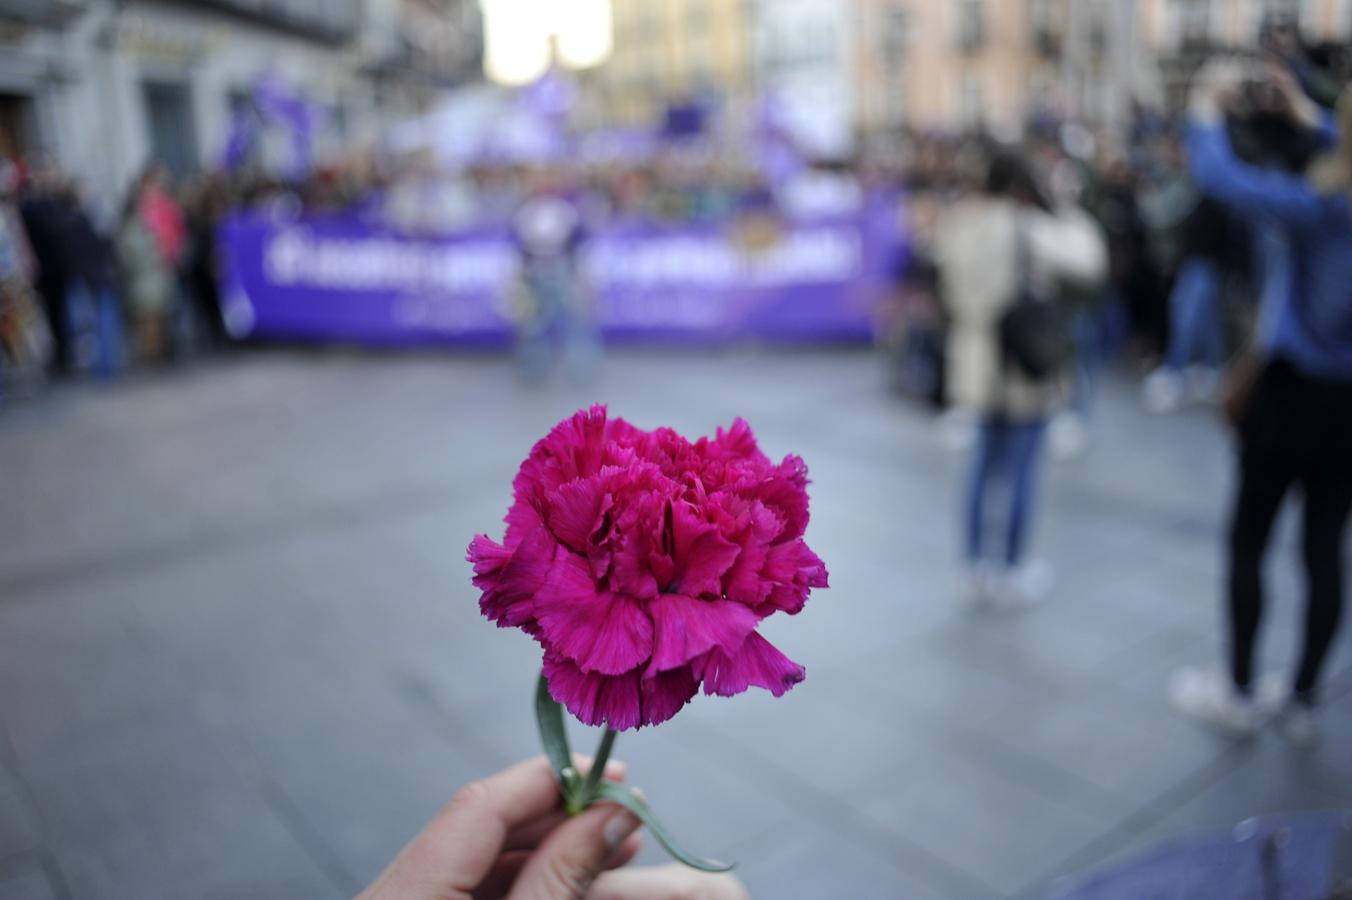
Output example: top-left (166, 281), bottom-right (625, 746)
top-left (602, 809), bottom-right (640, 849)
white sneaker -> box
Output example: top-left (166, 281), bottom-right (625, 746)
top-left (1049, 412), bottom-right (1089, 461)
top-left (1142, 368), bottom-right (1184, 415)
top-left (1253, 674), bottom-right (1320, 749)
top-left (1184, 366), bottom-right (1222, 404)
top-left (1281, 703), bottom-right (1318, 749)
top-left (1253, 672), bottom-right (1291, 715)
top-left (997, 559), bottom-right (1054, 608)
top-left (1169, 667), bottom-right (1258, 738)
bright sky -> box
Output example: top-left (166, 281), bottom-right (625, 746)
top-left (481, 0), bottom-right (614, 85)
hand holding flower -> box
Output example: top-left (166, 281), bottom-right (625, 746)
top-left (356, 756), bottom-right (747, 900)
top-left (466, 407), bottom-right (828, 870)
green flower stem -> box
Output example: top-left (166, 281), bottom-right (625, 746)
top-left (578, 727), bottom-right (617, 809)
top-left (532, 672), bottom-right (733, 870)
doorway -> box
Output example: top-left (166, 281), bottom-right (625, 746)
top-left (141, 80), bottom-right (199, 178)
top-left (0, 93), bottom-right (34, 161)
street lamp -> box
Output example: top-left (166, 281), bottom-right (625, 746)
top-left (480, 0), bottom-right (613, 85)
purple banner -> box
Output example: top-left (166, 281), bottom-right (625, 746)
top-left (217, 207), bottom-right (902, 346)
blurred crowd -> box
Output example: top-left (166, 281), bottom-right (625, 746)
top-left (0, 120), bottom-right (1245, 402)
top-left (890, 20), bottom-right (1352, 749)
top-left (0, 158), bottom-right (232, 398)
top-left (1, 21), bottom-right (1349, 418)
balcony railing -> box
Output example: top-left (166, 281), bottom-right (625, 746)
top-left (0, 0), bottom-right (89, 27)
top-left (163, 0), bottom-right (362, 43)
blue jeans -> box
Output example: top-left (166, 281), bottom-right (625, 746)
top-left (517, 262), bottom-right (601, 383)
top-left (66, 283), bottom-right (123, 378)
top-left (1070, 305), bottom-right (1107, 418)
top-left (1165, 257), bottom-right (1225, 372)
top-left (965, 417), bottom-right (1047, 567)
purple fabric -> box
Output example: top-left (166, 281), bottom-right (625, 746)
top-left (221, 107), bottom-right (255, 171)
top-left (217, 205), bottom-right (906, 346)
top-left (251, 73), bottom-right (322, 179)
top-left (1051, 813), bottom-right (1349, 900)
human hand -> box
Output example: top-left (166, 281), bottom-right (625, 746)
top-left (357, 756), bottom-right (639, 900)
top-left (1264, 60), bottom-right (1323, 131)
top-left (1188, 57), bottom-right (1250, 124)
top-left (356, 756), bottom-right (748, 900)
top-left (589, 863), bottom-right (749, 899)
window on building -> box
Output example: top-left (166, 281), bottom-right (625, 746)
top-left (881, 7), bottom-right (910, 60)
top-left (958, 71), bottom-right (984, 128)
top-left (1175, 0), bottom-right (1211, 46)
top-left (1299, 0), bottom-right (1320, 34)
top-left (1258, 0), bottom-right (1302, 24)
top-left (142, 80), bottom-right (199, 178)
top-left (882, 72), bottom-right (908, 127)
top-left (1029, 0), bottom-right (1058, 50)
top-left (954, 0), bottom-right (986, 51)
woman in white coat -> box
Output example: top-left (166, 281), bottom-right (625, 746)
top-left (935, 152), bottom-right (1107, 604)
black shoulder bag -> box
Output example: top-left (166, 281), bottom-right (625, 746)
top-left (998, 218), bottom-right (1075, 381)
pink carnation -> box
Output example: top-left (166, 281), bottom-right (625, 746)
top-left (468, 406), bottom-right (828, 730)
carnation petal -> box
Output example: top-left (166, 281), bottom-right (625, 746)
top-left (640, 666), bottom-right (699, 727)
top-left (503, 497), bottom-right (546, 545)
top-left (543, 656), bottom-right (643, 731)
top-left (468, 527), bottom-right (556, 627)
top-left (670, 501), bottom-right (741, 597)
top-left (513, 405), bottom-right (612, 506)
top-left (648, 592), bottom-right (759, 672)
top-left (696, 632), bottom-right (805, 698)
top-left (755, 540), bottom-right (829, 616)
top-left (611, 529), bottom-right (661, 601)
top-left (709, 417), bottom-right (768, 463)
top-left (546, 477), bottom-right (610, 553)
top-left (718, 499), bottom-right (783, 605)
top-left (535, 552), bottom-right (653, 675)
top-left (746, 456), bottom-right (811, 540)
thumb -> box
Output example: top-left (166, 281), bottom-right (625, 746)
top-left (507, 804), bottom-right (641, 900)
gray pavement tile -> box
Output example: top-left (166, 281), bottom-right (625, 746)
top-left (1159, 735), bottom-right (1352, 834)
top-left (0, 772), bottom-right (39, 859)
top-left (732, 820), bottom-right (955, 900)
top-left (680, 668), bottom-right (939, 797)
top-left (0, 591), bottom-right (186, 768)
top-left (2, 351), bottom-right (1347, 899)
top-left (17, 713), bottom-right (341, 900)
top-left (847, 740), bottom-right (1108, 897)
top-left (0, 861), bottom-right (58, 900)
top-left (821, 633), bottom-right (1216, 829)
top-left (188, 649), bottom-right (499, 888)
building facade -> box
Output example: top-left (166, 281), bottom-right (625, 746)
top-left (853, 0), bottom-right (1352, 139)
top-left (854, 0), bottom-right (1068, 139)
top-left (593, 0), bottom-right (754, 126)
top-left (750, 0), bottom-right (855, 156)
top-left (0, 0), bottom-right (480, 220)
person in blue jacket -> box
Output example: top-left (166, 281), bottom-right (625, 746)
top-left (1172, 58), bottom-right (1352, 747)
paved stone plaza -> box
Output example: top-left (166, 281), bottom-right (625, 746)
top-left (0, 349), bottom-right (1348, 899)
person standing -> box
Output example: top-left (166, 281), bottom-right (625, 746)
top-left (17, 160), bottom-right (74, 376)
top-left (936, 152), bottom-right (1107, 606)
top-left (510, 171), bottom-right (599, 384)
top-left (59, 182), bottom-right (124, 378)
top-left (116, 174), bottom-right (174, 364)
top-left (135, 164), bottom-right (186, 359)
top-left (1171, 61), bottom-right (1352, 746)
top-left (1141, 196), bottom-right (1248, 413)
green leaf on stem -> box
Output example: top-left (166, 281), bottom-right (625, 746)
top-left (534, 673), bottom-right (578, 799)
top-left (594, 781), bottom-right (735, 873)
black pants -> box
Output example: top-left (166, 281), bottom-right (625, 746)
top-left (1228, 361), bottom-right (1352, 703)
